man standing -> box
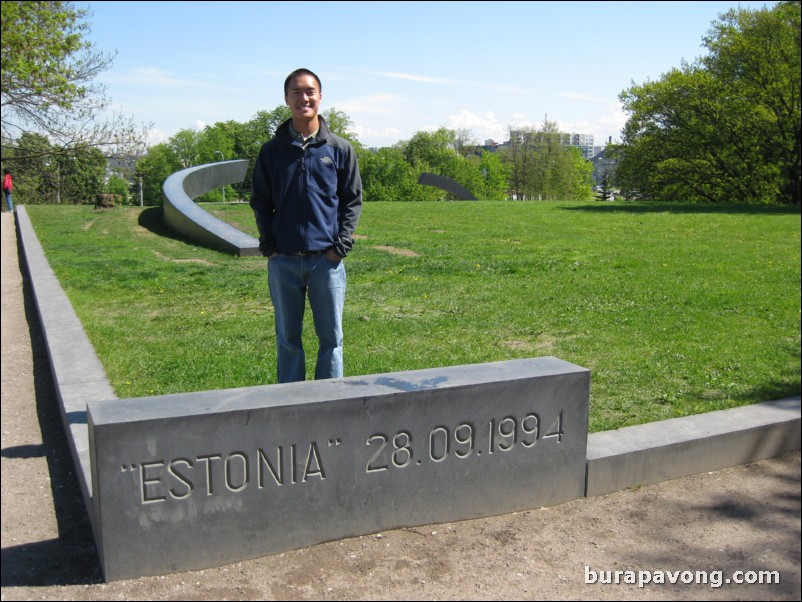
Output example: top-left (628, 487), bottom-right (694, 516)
top-left (251, 68), bottom-right (362, 383)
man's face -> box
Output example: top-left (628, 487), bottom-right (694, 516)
top-left (285, 74), bottom-right (322, 122)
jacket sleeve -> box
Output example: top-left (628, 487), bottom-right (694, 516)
top-left (333, 143), bottom-right (363, 258)
top-left (250, 146), bottom-right (276, 257)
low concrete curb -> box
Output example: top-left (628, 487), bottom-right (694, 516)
top-left (586, 397), bottom-right (800, 496)
top-left (15, 207), bottom-right (117, 534)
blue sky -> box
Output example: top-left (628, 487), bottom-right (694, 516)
top-left (81, 0), bottom-right (776, 149)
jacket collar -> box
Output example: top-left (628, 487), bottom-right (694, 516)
top-left (276, 116), bottom-right (332, 144)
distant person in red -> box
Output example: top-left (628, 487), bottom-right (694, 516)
top-left (2, 168), bottom-right (12, 212)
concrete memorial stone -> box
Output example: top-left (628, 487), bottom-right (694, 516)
top-left (88, 356), bottom-right (589, 581)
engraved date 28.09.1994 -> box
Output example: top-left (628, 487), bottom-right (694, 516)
top-left (365, 410), bottom-right (564, 473)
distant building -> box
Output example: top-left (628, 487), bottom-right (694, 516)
top-left (590, 146), bottom-right (618, 187)
top-left (561, 132), bottom-right (596, 159)
top-left (106, 154), bottom-right (140, 176)
top-left (501, 130), bottom-right (597, 159)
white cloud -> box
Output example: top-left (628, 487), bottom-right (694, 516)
top-left (373, 70), bottom-right (458, 85)
top-left (334, 93), bottom-right (407, 115)
top-left (507, 114), bottom-right (539, 130)
top-left (446, 110), bottom-right (507, 143)
top-left (599, 102), bottom-right (628, 136)
top-left (348, 123), bottom-right (404, 147)
top-left (146, 128), bottom-right (168, 146)
top-left (102, 67), bottom-right (205, 88)
top-left (356, 69), bottom-right (530, 94)
top-left (559, 91), bottom-right (610, 103)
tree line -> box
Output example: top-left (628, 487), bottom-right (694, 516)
top-left (132, 109), bottom-right (595, 206)
top-left (2, 1), bottom-right (799, 206)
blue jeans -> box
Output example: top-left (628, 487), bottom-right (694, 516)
top-left (4, 191), bottom-right (11, 212)
top-left (267, 254), bottom-right (346, 383)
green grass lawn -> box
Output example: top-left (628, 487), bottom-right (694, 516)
top-left (24, 201), bottom-right (801, 432)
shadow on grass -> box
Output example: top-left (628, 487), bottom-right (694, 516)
top-left (137, 205), bottom-right (199, 247)
top-left (136, 205), bottom-right (259, 256)
top-left (559, 202), bottom-right (800, 216)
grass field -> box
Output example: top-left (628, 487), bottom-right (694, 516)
top-left (24, 201), bottom-right (801, 432)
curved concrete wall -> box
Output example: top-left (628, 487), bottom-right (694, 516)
top-left (162, 160), bottom-right (260, 256)
top-left (417, 172), bottom-right (477, 200)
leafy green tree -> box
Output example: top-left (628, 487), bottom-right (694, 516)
top-left (703, 0), bottom-right (800, 204)
top-left (106, 174), bottom-right (130, 204)
top-left (475, 150), bottom-right (511, 200)
top-left (501, 122), bottom-right (592, 200)
top-left (194, 122), bottom-right (240, 202)
top-left (1, 1), bottom-right (148, 162)
top-left (401, 128), bottom-right (459, 173)
top-left (8, 132), bottom-right (57, 203)
top-left (8, 131), bottom-right (107, 203)
top-left (502, 126), bottom-right (535, 199)
top-left (617, 2), bottom-right (800, 204)
top-left (323, 107), bottom-right (358, 143)
top-left (231, 106), bottom-right (290, 193)
top-left (595, 170), bottom-right (616, 201)
top-left (168, 129), bottom-right (202, 170)
top-left (135, 143), bottom-right (180, 205)
top-left (446, 154), bottom-right (485, 198)
top-left (359, 147), bottom-right (434, 202)
top-left (530, 120), bottom-right (565, 199)
top-left (565, 146), bottom-right (594, 201)
top-left (197, 122), bottom-right (236, 165)
top-left (398, 127), bottom-right (494, 199)
top-left (57, 145), bottom-right (106, 203)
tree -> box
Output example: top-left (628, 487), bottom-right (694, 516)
top-left (197, 122), bottom-right (237, 165)
top-left (359, 147), bottom-right (435, 202)
top-left (501, 121), bottom-right (592, 200)
top-left (106, 173), bottom-right (130, 204)
top-left (475, 150), bottom-right (511, 200)
top-left (502, 126), bottom-right (535, 199)
top-left (9, 131), bottom-right (107, 203)
top-left (58, 145), bottom-right (106, 203)
top-left (530, 120), bottom-right (564, 199)
top-left (401, 128), bottom-right (460, 173)
top-left (617, 2), bottom-right (801, 204)
top-left (703, 0), bottom-right (800, 205)
top-left (399, 128), bottom-right (487, 199)
top-left (453, 128), bottom-right (476, 156)
top-left (10, 132), bottom-right (58, 203)
top-left (169, 129), bottom-right (202, 170)
top-left (1, 1), bottom-right (148, 162)
top-left (135, 143), bottom-right (180, 205)
top-left (323, 107), bottom-right (359, 144)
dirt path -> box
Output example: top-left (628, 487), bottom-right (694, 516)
top-left (1, 210), bottom-right (800, 601)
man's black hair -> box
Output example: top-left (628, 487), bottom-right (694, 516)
top-left (284, 68), bottom-right (322, 96)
